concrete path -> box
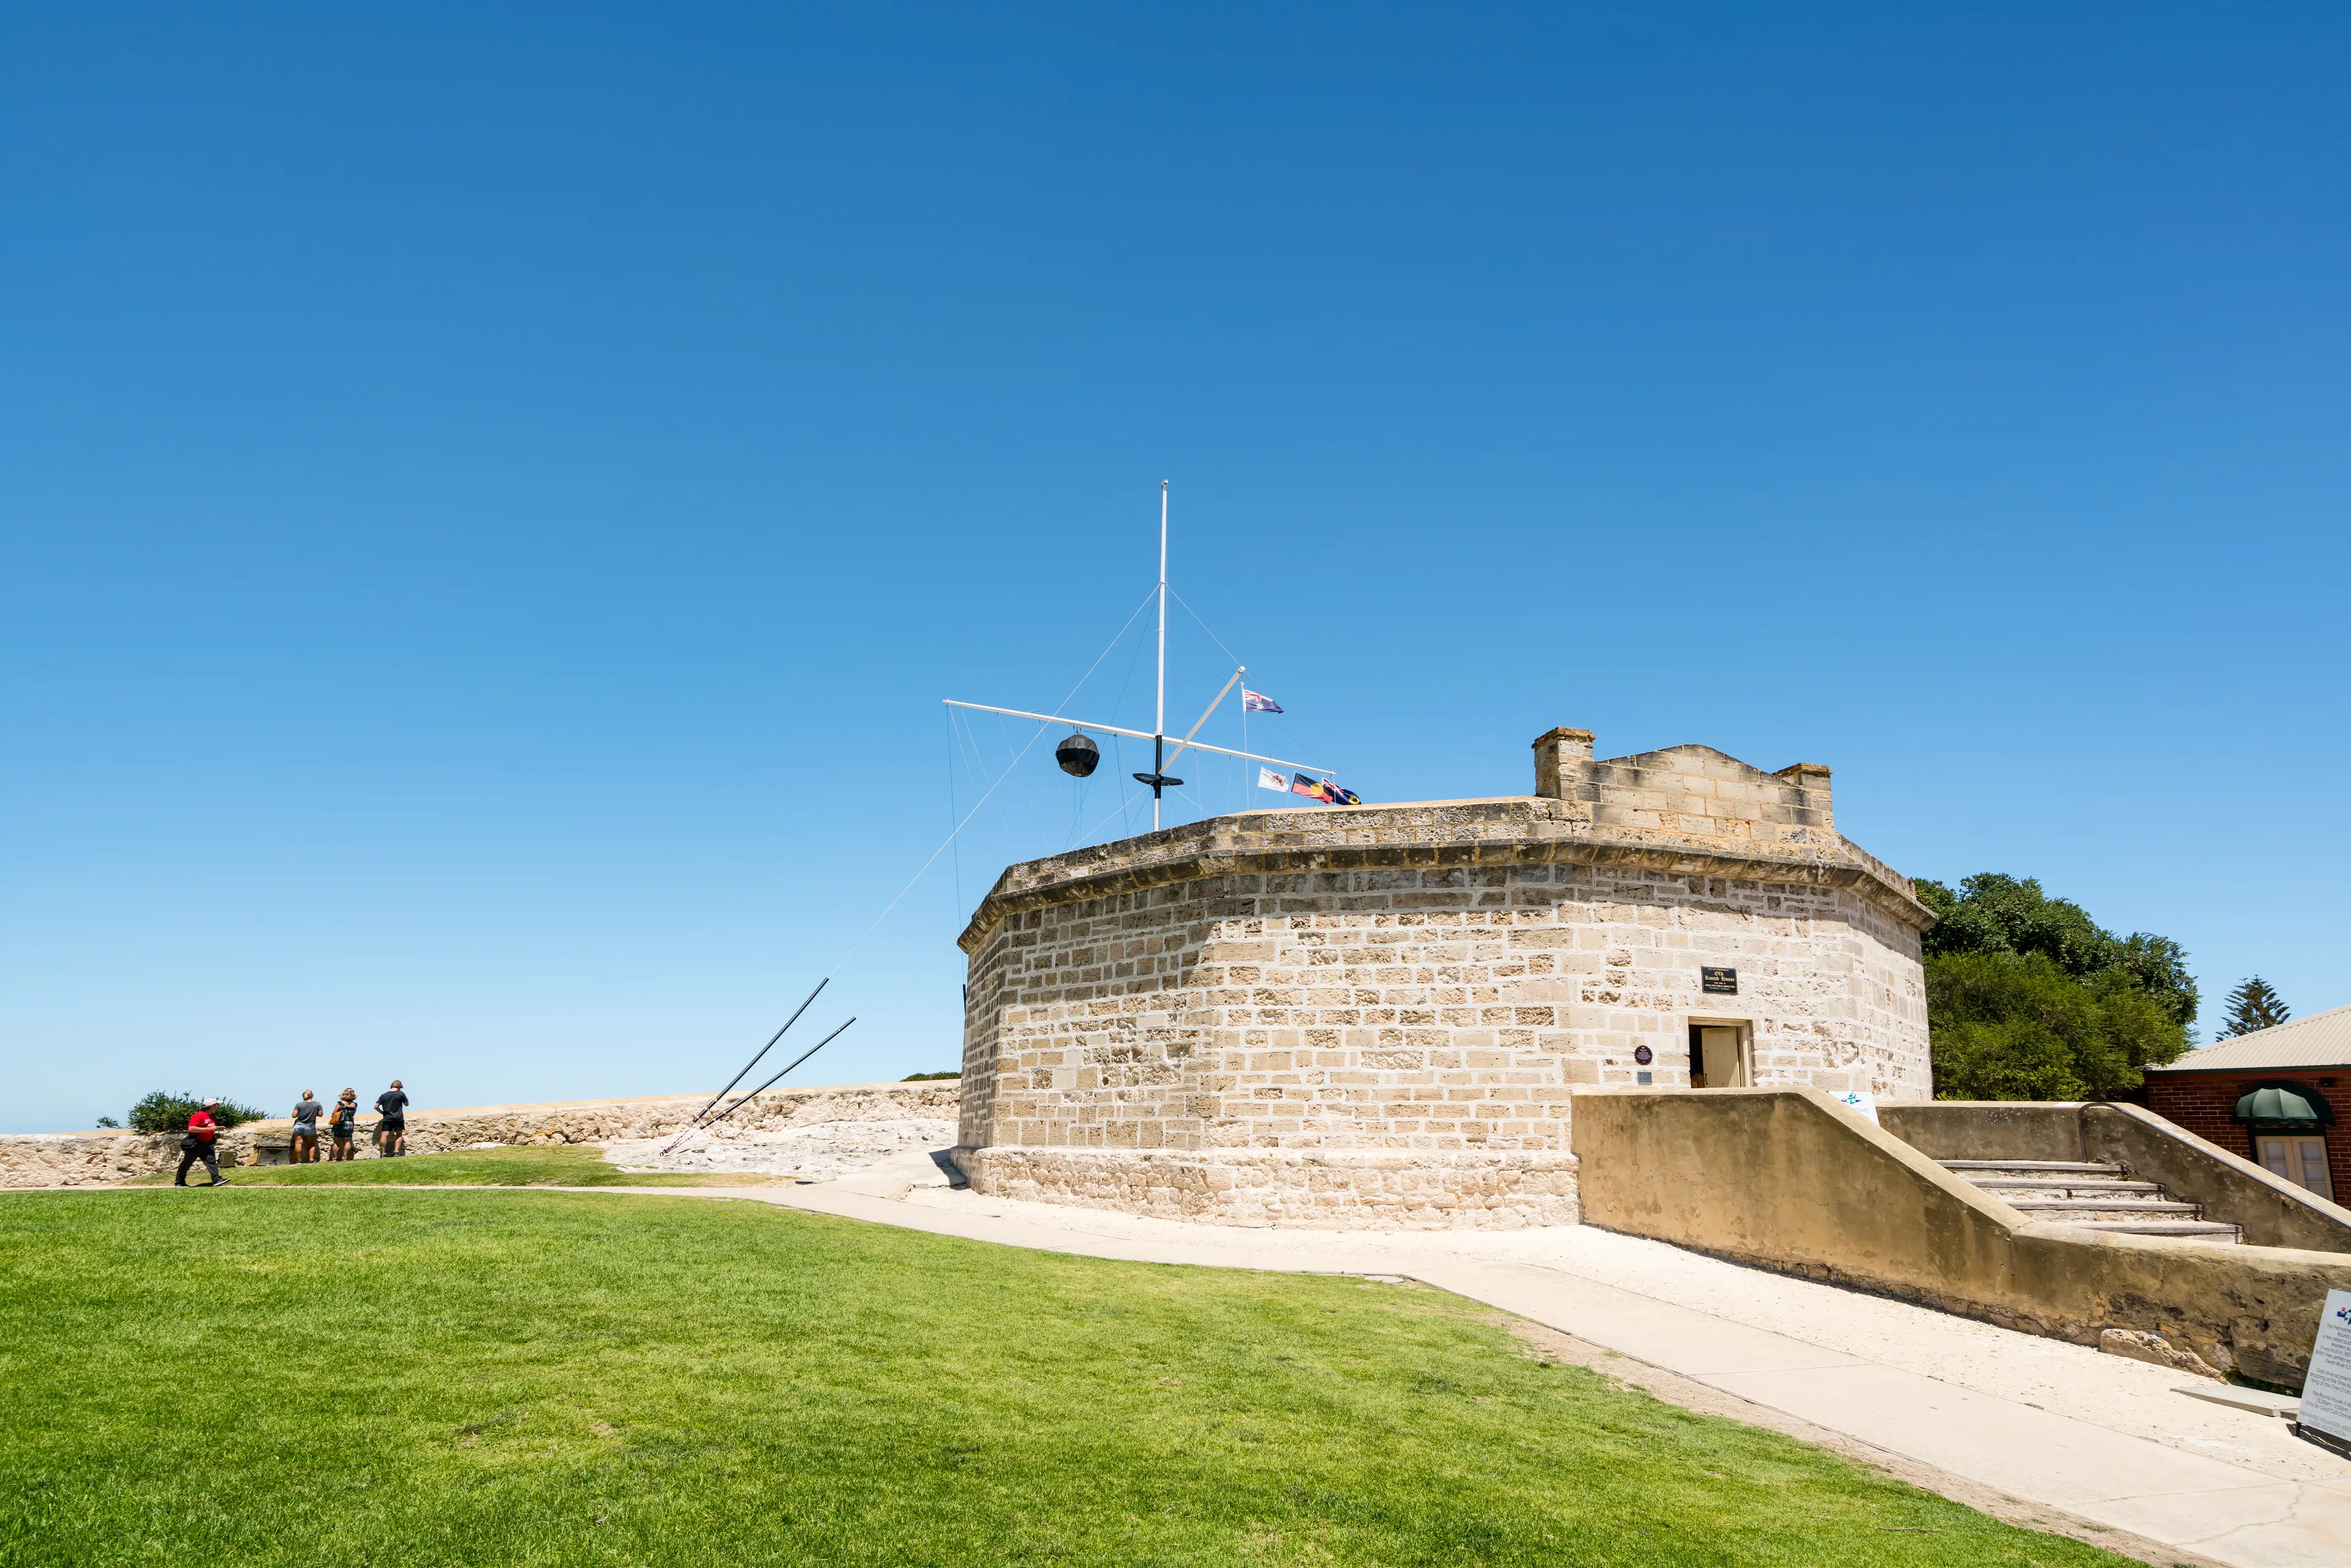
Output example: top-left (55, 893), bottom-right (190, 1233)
top-left (595, 1150), bottom-right (2351, 1568)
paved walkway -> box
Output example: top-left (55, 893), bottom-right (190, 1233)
top-left (597, 1149), bottom-right (2351, 1568)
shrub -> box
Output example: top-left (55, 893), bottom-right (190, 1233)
top-left (900, 1071), bottom-right (959, 1081)
top-left (1925, 951), bottom-right (2187, 1101)
top-left (127, 1092), bottom-right (268, 1134)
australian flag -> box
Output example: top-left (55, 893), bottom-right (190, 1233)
top-left (1242, 689), bottom-right (1283, 713)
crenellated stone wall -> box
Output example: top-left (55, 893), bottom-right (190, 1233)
top-left (0, 1082), bottom-right (958, 1189)
top-left (953, 727), bottom-right (1935, 1230)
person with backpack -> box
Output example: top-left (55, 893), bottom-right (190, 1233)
top-left (326, 1090), bottom-right (359, 1161)
top-left (289, 1090), bottom-right (323, 1163)
top-left (174, 1098), bottom-right (228, 1187)
top-left (374, 1080), bottom-right (410, 1157)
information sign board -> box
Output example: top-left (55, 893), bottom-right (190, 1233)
top-left (1827, 1089), bottom-right (1878, 1124)
top-left (2300, 1289), bottom-right (2351, 1445)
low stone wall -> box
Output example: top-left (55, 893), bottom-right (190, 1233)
top-left (958, 1146), bottom-right (1580, 1230)
top-left (1880, 1099), bottom-right (2351, 1254)
top-left (0, 1082), bottom-right (960, 1190)
top-left (1572, 1086), bottom-right (2351, 1387)
top-left (0, 1131), bottom-right (190, 1189)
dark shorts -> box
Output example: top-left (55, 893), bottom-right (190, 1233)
top-left (378, 1119), bottom-right (405, 1132)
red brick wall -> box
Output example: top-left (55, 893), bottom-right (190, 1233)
top-left (2145, 1070), bottom-right (2351, 1204)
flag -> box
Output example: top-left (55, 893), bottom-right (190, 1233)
top-left (1242, 689), bottom-right (1283, 713)
top-left (1329, 784), bottom-right (1363, 806)
top-left (1257, 766), bottom-right (1288, 792)
top-left (1291, 773), bottom-right (1334, 803)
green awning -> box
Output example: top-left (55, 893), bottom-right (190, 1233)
top-left (2235, 1086), bottom-right (2328, 1128)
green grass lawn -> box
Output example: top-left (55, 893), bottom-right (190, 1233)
top-left (0, 1191), bottom-right (2137, 1568)
top-left (128, 1144), bottom-right (780, 1188)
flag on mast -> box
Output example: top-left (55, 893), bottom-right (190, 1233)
top-left (1241, 689), bottom-right (1283, 713)
top-left (1257, 766), bottom-right (1288, 792)
top-left (1288, 774), bottom-right (1363, 806)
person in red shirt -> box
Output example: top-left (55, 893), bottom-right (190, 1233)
top-left (174, 1098), bottom-right (228, 1187)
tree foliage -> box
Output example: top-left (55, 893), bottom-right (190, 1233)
top-left (1911, 874), bottom-right (2195, 1101)
top-left (2218, 977), bottom-right (2290, 1040)
top-left (127, 1091), bottom-right (266, 1135)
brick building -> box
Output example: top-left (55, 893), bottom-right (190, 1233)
top-left (950, 725), bottom-right (1936, 1229)
top-left (2145, 1005), bottom-right (2351, 1204)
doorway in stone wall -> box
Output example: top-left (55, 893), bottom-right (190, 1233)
top-left (1687, 1021), bottom-right (1750, 1089)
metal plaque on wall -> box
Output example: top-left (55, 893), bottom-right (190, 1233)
top-left (1701, 967), bottom-right (1738, 995)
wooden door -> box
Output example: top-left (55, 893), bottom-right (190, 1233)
top-left (1688, 1026), bottom-right (1745, 1089)
top-left (2257, 1135), bottom-right (2334, 1200)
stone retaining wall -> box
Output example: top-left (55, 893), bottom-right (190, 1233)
top-left (1878, 1099), bottom-right (2351, 1255)
top-left (0, 1082), bottom-right (959, 1190)
top-left (1572, 1085), bottom-right (2351, 1387)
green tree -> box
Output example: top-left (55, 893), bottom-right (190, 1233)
top-left (1911, 874), bottom-right (2195, 1100)
top-left (2217, 977), bottom-right (2290, 1039)
top-left (127, 1091), bottom-right (266, 1134)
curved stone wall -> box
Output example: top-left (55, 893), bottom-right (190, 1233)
top-left (953, 782), bottom-right (1933, 1230)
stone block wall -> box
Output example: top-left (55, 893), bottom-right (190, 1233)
top-left (955, 730), bottom-right (1935, 1230)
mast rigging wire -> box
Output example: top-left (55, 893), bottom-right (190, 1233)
top-left (833, 585), bottom-right (1157, 978)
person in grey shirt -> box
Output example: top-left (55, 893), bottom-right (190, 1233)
top-left (290, 1090), bottom-right (322, 1164)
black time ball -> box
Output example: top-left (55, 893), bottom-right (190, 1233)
top-left (1056, 733), bottom-right (1100, 778)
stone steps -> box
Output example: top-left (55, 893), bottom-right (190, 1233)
top-left (1975, 1178), bottom-right (2165, 1199)
top-left (1938, 1158), bottom-right (2241, 1244)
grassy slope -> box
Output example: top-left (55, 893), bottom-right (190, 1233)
top-left (128, 1145), bottom-right (778, 1188)
top-left (0, 1191), bottom-right (2135, 1568)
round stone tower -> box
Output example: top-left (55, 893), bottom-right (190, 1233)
top-left (950, 727), bottom-right (1935, 1229)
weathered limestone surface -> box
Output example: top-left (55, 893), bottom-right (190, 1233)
top-left (952, 727), bottom-right (1935, 1230)
top-left (964, 1146), bottom-right (1579, 1229)
top-left (0, 1082), bottom-right (958, 1189)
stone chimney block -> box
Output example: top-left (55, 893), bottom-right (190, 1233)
top-left (1772, 762), bottom-right (1834, 830)
top-left (1531, 727), bottom-right (1596, 798)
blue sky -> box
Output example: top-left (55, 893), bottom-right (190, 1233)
top-left (4, 4), bottom-right (2346, 1131)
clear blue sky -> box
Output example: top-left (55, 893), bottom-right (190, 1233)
top-left (4, 4), bottom-right (2346, 1132)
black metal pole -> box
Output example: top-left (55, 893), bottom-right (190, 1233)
top-left (690, 979), bottom-right (828, 1124)
top-left (696, 1018), bottom-right (858, 1135)
top-left (661, 979), bottom-right (828, 1153)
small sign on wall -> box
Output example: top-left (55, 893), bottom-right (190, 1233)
top-left (1828, 1089), bottom-right (1878, 1124)
top-left (1701, 967), bottom-right (1738, 995)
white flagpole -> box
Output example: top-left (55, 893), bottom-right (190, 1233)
top-left (1154, 479), bottom-right (1168, 831)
